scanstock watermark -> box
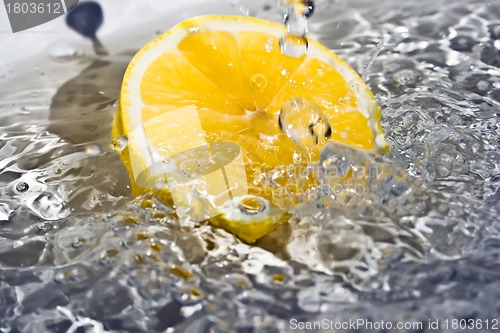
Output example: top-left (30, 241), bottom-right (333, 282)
top-left (127, 106), bottom-right (249, 224)
top-left (3, 0), bottom-right (79, 33)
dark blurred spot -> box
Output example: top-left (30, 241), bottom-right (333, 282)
top-left (488, 24), bottom-right (500, 40)
top-left (449, 35), bottom-right (475, 52)
top-left (45, 320), bottom-right (73, 333)
top-left (155, 301), bottom-right (184, 330)
top-left (66, 1), bottom-right (103, 40)
top-left (480, 44), bottom-right (500, 67)
top-left (490, 89), bottom-right (500, 102)
top-left (302, 0), bottom-right (315, 18)
top-left (0, 241), bottom-right (45, 267)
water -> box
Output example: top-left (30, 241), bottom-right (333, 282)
top-left (278, 0), bottom-right (314, 57)
top-left (278, 97), bottom-right (332, 150)
top-left (1, 0), bottom-right (500, 332)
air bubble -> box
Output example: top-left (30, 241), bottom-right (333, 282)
top-left (250, 73), bottom-right (268, 89)
top-left (15, 182), bottom-right (29, 193)
top-left (238, 196), bottom-right (267, 215)
top-left (476, 80), bottom-right (491, 92)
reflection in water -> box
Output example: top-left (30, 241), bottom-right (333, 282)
top-left (49, 57), bottom-right (130, 143)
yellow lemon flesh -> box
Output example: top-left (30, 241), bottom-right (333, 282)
top-left (112, 15), bottom-right (388, 243)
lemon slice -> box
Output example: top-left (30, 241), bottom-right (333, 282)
top-left (112, 15), bottom-right (388, 243)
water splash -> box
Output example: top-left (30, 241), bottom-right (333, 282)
top-left (278, 0), bottom-right (315, 57)
top-left (0, 0), bottom-right (499, 332)
top-left (278, 97), bottom-right (331, 151)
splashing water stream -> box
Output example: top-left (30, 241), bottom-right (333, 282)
top-left (278, 0), bottom-right (314, 57)
top-left (0, 0), bottom-right (500, 332)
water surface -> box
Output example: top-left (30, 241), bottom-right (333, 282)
top-left (0, 0), bottom-right (499, 332)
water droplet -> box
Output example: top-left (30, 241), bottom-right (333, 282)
top-left (187, 26), bottom-right (201, 34)
top-left (238, 196), bottom-right (267, 215)
top-left (279, 97), bottom-right (331, 150)
top-left (280, 33), bottom-right (308, 58)
top-left (84, 143), bottom-right (102, 155)
top-left (250, 73), bottom-right (268, 90)
top-left (49, 44), bottom-right (84, 62)
top-left (15, 182), bottom-right (29, 193)
top-left (111, 136), bottom-right (128, 153)
top-left (393, 69), bottom-right (418, 86)
top-left (449, 35), bottom-right (475, 52)
top-left (284, 13), bottom-right (308, 36)
top-left (234, 2), bottom-right (250, 16)
top-left (265, 38), bottom-right (274, 52)
top-left (476, 80), bottom-right (491, 92)
top-left (350, 81), bottom-right (360, 92)
top-left (19, 106), bottom-right (31, 115)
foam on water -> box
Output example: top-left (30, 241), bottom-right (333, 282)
top-left (1, 0), bottom-right (500, 332)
